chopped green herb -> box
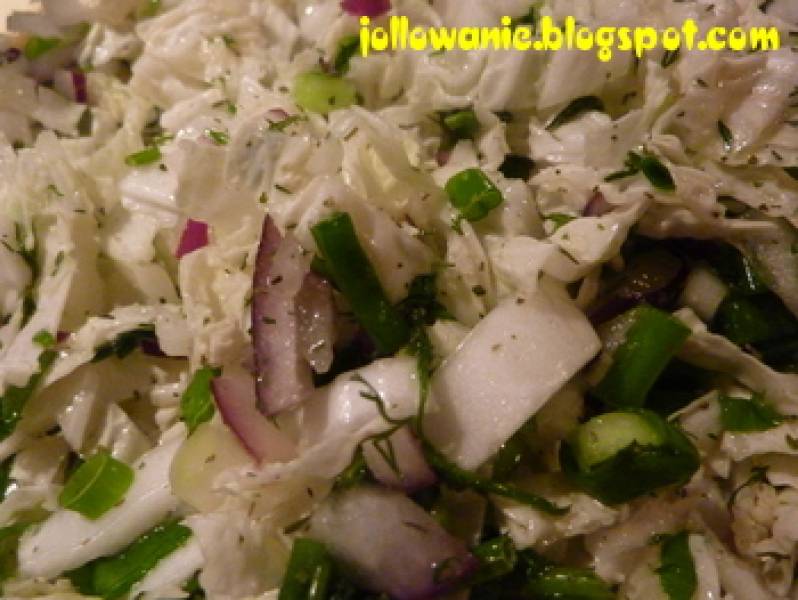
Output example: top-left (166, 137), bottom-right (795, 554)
top-left (124, 146), bottom-right (162, 167)
top-left (0, 349), bottom-right (57, 440)
top-left (717, 120), bottom-right (733, 152)
top-left (278, 538), bottom-right (334, 600)
top-left (510, 6), bottom-right (537, 32)
top-left (547, 96), bottom-right (605, 130)
top-left (491, 419), bottom-right (535, 481)
top-left (470, 536), bottom-right (518, 585)
top-left (136, 0), bottom-right (161, 18)
top-left (661, 48), bottom-right (680, 68)
top-left (0, 523), bottom-right (28, 583)
top-left (409, 327), bottom-right (434, 433)
top-left (422, 441), bottom-right (568, 515)
top-left (712, 292), bottom-right (798, 346)
top-left (546, 213), bottom-right (576, 232)
top-left (657, 532), bottom-right (697, 600)
top-left (221, 33), bottom-right (238, 54)
top-left (605, 151), bottom-right (676, 192)
top-left (23, 37), bottom-right (61, 60)
top-left (333, 449), bottom-right (368, 491)
top-left (268, 114), bottom-right (305, 132)
top-left (180, 366), bottom-right (222, 434)
top-left (0, 459), bottom-right (12, 504)
top-left (333, 35), bottom-right (360, 75)
top-left (59, 451), bottom-right (134, 520)
top-left (91, 325), bottom-right (157, 362)
top-left (397, 274), bottom-right (450, 327)
top-left (205, 129), bottom-right (229, 145)
top-left (729, 465), bottom-right (768, 507)
top-left (720, 394), bottom-right (783, 432)
top-left (32, 330), bottom-right (55, 348)
top-left (212, 99), bottom-right (237, 115)
top-left (520, 551), bottom-right (615, 600)
top-left (494, 110), bottom-right (514, 123)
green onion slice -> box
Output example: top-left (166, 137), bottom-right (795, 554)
top-left (560, 409), bottom-right (700, 505)
top-left (594, 305), bottom-right (691, 409)
top-left (293, 71), bottom-right (358, 115)
top-left (124, 146), bottom-right (161, 167)
top-left (278, 538), bottom-right (334, 600)
top-left (441, 109), bottom-right (480, 141)
top-left (311, 212), bottom-right (410, 355)
top-left (445, 168), bottom-right (505, 223)
top-left (70, 520), bottom-right (192, 599)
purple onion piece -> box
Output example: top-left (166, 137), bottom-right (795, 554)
top-left (265, 108), bottom-right (289, 124)
top-left (71, 70), bottom-right (87, 104)
top-left (140, 336), bottom-right (167, 358)
top-left (435, 147), bottom-right (451, 167)
top-left (309, 486), bottom-right (477, 599)
top-left (583, 190), bottom-right (611, 217)
top-left (363, 426), bottom-right (437, 493)
top-left (175, 219), bottom-right (209, 259)
top-left (341, 0), bottom-right (391, 17)
top-left (588, 248), bottom-right (687, 324)
top-left (3, 48), bottom-right (20, 63)
top-left (211, 374), bottom-right (297, 463)
top-left (251, 216), bottom-right (315, 415)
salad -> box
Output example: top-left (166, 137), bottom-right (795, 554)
top-left (0, 0), bottom-right (798, 598)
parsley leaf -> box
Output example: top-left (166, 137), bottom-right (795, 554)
top-left (657, 532), bottom-right (697, 600)
top-left (180, 366), bottom-right (222, 434)
top-left (720, 394), bottom-right (784, 432)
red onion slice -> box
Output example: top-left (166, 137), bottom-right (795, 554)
top-left (251, 216), bottom-right (314, 415)
top-left (309, 486), bottom-right (477, 599)
top-left (71, 70), bottom-right (87, 104)
top-left (176, 219), bottom-right (209, 259)
top-left (211, 374), bottom-right (297, 463)
top-left (435, 147), bottom-right (452, 167)
top-left (587, 248), bottom-right (686, 324)
top-left (265, 108), bottom-right (289, 125)
top-left (3, 48), bottom-right (21, 63)
top-left (296, 272), bottom-right (335, 375)
top-left (363, 426), bottom-right (437, 493)
top-left (583, 190), bottom-right (611, 217)
top-left (341, 0), bottom-right (391, 18)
